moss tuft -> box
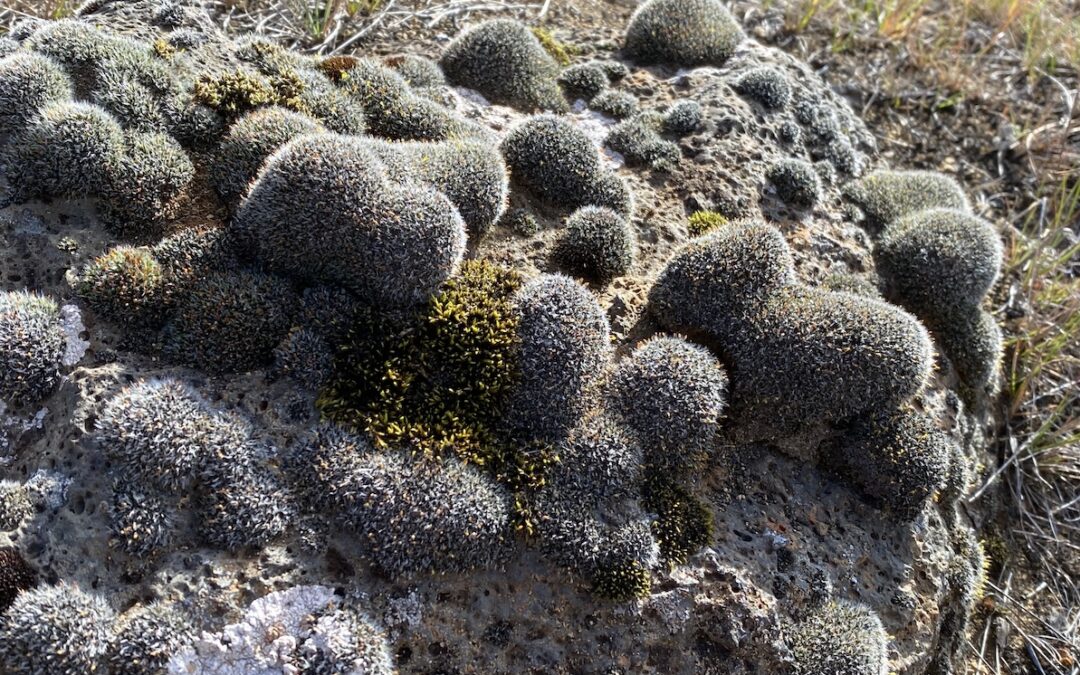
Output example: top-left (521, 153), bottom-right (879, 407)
top-left (162, 269), bottom-right (299, 374)
top-left (641, 475), bottom-right (713, 565)
top-left (649, 222), bottom-right (933, 437)
top-left (663, 100), bottom-right (702, 136)
top-left (590, 89), bottom-right (639, 119)
top-left (441, 20), bottom-right (568, 112)
top-left (0, 583), bottom-right (115, 674)
top-left (0, 291), bottom-right (67, 407)
top-left (553, 206), bottom-right (636, 283)
top-left (558, 62), bottom-right (609, 100)
top-left (606, 113), bottom-right (681, 171)
top-left (788, 601), bottom-right (888, 675)
top-left (210, 105), bottom-right (326, 205)
top-left (624, 0), bottom-right (743, 67)
top-left (0, 548), bottom-right (36, 613)
top-left (687, 210), bottom-right (727, 237)
top-left (875, 207), bottom-right (1002, 316)
top-left (502, 114), bottom-right (633, 216)
top-left (822, 406), bottom-right (953, 520)
top-left (74, 245), bottom-right (168, 325)
top-left (732, 67), bottom-right (791, 110)
top-left (591, 558), bottom-right (652, 601)
top-left (844, 169), bottom-right (969, 231)
top-left (767, 158), bottom-right (820, 209)
top-left (0, 52), bottom-right (74, 135)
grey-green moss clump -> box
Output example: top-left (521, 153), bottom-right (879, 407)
top-left (0, 291), bottom-right (66, 406)
top-left (822, 272), bottom-right (881, 298)
top-left (553, 206), bottom-right (636, 283)
top-left (96, 377), bottom-right (250, 493)
top-left (99, 131), bottom-right (195, 235)
top-left (0, 583), bottom-right (115, 675)
top-left (767, 158), bottom-right (820, 209)
top-left (590, 89), bottom-right (638, 119)
top-left (197, 446), bottom-right (296, 551)
top-left (109, 482), bottom-right (174, 557)
top-left (558, 62), bottom-right (609, 100)
top-left (788, 601), bottom-right (888, 675)
top-left (74, 246), bottom-right (168, 325)
top-left (875, 208), bottom-right (1002, 315)
top-left (874, 207), bottom-right (1003, 389)
top-left (502, 115), bottom-right (633, 217)
top-left (0, 53), bottom-right (74, 135)
top-left (822, 406), bottom-right (952, 520)
top-left (845, 169), bottom-right (970, 231)
top-left (89, 70), bottom-right (165, 133)
top-left (440, 19), bottom-right (568, 112)
top-left (210, 106), bottom-right (326, 205)
top-left (536, 501), bottom-right (656, 600)
top-left (233, 134), bottom-right (467, 307)
top-left (503, 274), bottom-right (613, 444)
top-left (606, 113), bottom-right (681, 171)
top-left (336, 58), bottom-right (481, 141)
top-left (106, 602), bottom-right (193, 675)
top-left (162, 269), bottom-right (299, 374)
top-left (531, 422), bottom-right (656, 599)
top-left (606, 336), bottom-right (727, 472)
top-left (383, 53), bottom-right (446, 88)
top-left (929, 305), bottom-right (1004, 391)
top-left (288, 426), bottom-right (512, 575)
top-left (623, 0), bottom-right (743, 67)
top-left (362, 137), bottom-right (509, 238)
top-left (649, 223), bottom-right (934, 437)
top-left (506, 208), bottom-right (540, 237)
top-left (732, 67), bottom-right (792, 110)
top-left (273, 327), bottom-right (334, 391)
top-left (2, 100), bottom-right (123, 204)
top-left (663, 100), bottom-right (702, 136)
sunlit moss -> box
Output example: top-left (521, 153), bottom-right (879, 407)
top-left (686, 210), bottom-right (727, 237)
top-left (319, 260), bottom-right (553, 491)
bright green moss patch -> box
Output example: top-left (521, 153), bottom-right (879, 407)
top-left (642, 474), bottom-right (713, 565)
top-left (687, 210), bottom-right (727, 237)
top-left (320, 260), bottom-right (553, 491)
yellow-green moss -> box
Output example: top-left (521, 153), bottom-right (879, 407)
top-left (687, 210), bottom-right (727, 237)
top-left (152, 38), bottom-right (176, 59)
top-left (319, 260), bottom-right (553, 491)
top-left (530, 27), bottom-right (576, 67)
top-left (192, 69), bottom-right (306, 118)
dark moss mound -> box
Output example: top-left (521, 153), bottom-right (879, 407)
top-left (822, 406), bottom-right (953, 520)
top-left (162, 269), bottom-right (299, 374)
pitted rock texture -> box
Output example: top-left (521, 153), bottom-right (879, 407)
top-left (0, 1), bottom-right (993, 673)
